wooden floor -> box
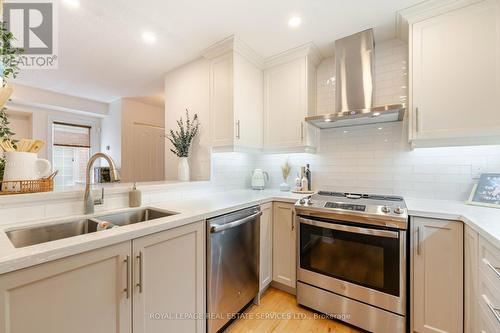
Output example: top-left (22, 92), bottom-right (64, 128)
top-left (224, 288), bottom-right (362, 333)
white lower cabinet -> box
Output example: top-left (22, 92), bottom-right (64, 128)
top-left (259, 202), bottom-right (273, 292)
top-left (132, 221), bottom-right (205, 333)
top-left (0, 221), bottom-right (205, 333)
top-left (477, 234), bottom-right (500, 332)
top-left (272, 202), bottom-right (296, 289)
top-left (411, 217), bottom-right (463, 333)
top-left (0, 241), bottom-right (132, 333)
top-left (465, 225), bottom-right (500, 333)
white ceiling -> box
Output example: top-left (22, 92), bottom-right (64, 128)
top-left (13, 0), bottom-right (423, 105)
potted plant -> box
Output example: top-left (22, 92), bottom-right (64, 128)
top-left (0, 22), bottom-right (23, 181)
top-left (166, 110), bottom-right (199, 181)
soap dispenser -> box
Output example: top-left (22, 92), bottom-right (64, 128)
top-left (129, 183), bottom-right (142, 208)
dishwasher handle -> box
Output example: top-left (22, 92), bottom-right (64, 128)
top-left (210, 211), bottom-right (262, 233)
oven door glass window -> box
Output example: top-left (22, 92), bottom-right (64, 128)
top-left (300, 220), bottom-right (400, 296)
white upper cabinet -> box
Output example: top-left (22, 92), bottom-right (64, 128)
top-left (404, 0), bottom-right (500, 147)
top-left (204, 37), bottom-right (264, 152)
top-left (263, 45), bottom-right (320, 152)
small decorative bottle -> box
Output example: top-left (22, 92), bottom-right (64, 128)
top-left (294, 172), bottom-right (302, 191)
top-left (301, 174), bottom-right (309, 192)
top-left (305, 164), bottom-right (312, 191)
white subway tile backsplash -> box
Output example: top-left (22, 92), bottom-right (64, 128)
top-left (246, 120), bottom-right (500, 201)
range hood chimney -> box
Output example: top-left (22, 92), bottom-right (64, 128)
top-left (306, 29), bottom-right (405, 129)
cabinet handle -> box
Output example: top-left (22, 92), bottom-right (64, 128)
top-left (136, 251), bottom-right (143, 293)
top-left (417, 226), bottom-right (422, 255)
top-left (483, 258), bottom-right (500, 280)
top-left (482, 294), bottom-right (500, 324)
top-left (236, 120), bottom-right (240, 139)
top-left (291, 212), bottom-right (295, 232)
top-left (300, 122), bottom-right (304, 141)
top-left (124, 255), bottom-right (130, 299)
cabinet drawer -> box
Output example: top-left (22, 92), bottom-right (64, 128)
top-left (479, 300), bottom-right (500, 333)
top-left (478, 271), bottom-right (500, 331)
top-left (479, 236), bottom-right (500, 288)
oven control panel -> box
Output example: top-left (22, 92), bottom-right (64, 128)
top-left (324, 202), bottom-right (366, 212)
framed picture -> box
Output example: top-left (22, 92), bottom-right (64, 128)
top-left (467, 173), bottom-right (500, 208)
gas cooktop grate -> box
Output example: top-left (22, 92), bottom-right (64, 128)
top-left (317, 191), bottom-right (403, 202)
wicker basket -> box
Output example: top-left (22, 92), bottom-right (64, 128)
top-left (0, 178), bottom-right (54, 195)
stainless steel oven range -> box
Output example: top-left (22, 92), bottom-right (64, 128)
top-left (295, 191), bottom-right (409, 333)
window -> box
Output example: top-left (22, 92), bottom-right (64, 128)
top-left (52, 122), bottom-right (91, 186)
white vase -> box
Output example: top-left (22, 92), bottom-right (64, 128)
top-left (178, 157), bottom-right (190, 181)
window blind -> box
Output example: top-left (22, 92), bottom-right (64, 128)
top-left (53, 122), bottom-right (91, 148)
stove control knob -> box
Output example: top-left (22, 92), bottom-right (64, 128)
top-left (394, 207), bottom-right (404, 214)
top-left (299, 198), bottom-right (306, 205)
top-left (306, 198), bottom-right (313, 205)
top-left (381, 206), bottom-right (391, 213)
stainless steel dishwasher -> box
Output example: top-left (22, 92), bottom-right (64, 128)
top-left (207, 206), bottom-right (261, 333)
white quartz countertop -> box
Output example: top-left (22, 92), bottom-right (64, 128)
top-left (0, 189), bottom-right (499, 275)
top-left (0, 189), bottom-right (303, 275)
top-left (406, 198), bottom-right (500, 247)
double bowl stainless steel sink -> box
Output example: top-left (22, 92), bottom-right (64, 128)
top-left (6, 208), bottom-right (177, 248)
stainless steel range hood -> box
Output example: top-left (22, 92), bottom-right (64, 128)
top-left (306, 29), bottom-right (405, 129)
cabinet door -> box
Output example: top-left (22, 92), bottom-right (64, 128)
top-left (233, 52), bottom-right (264, 149)
top-left (410, 0), bottom-right (500, 144)
top-left (272, 202), bottom-right (296, 289)
top-left (210, 53), bottom-right (234, 147)
top-left (132, 221), bottom-right (205, 333)
top-left (464, 226), bottom-right (479, 333)
top-left (264, 58), bottom-right (307, 149)
top-left (412, 217), bottom-right (463, 333)
top-left (259, 202), bottom-right (273, 291)
top-left (0, 242), bottom-right (132, 333)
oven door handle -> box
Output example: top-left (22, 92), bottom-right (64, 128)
top-left (299, 217), bottom-right (399, 239)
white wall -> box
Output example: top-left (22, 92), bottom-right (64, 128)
top-left (5, 110), bottom-right (32, 140)
top-left (164, 58), bottom-right (211, 181)
top-left (6, 85), bottom-right (107, 160)
top-left (11, 84), bottom-right (108, 116)
top-left (5, 103), bottom-right (101, 160)
top-left (100, 99), bottom-right (122, 167)
top-left (121, 98), bottom-right (165, 182)
top-left (100, 98), bottom-right (165, 182)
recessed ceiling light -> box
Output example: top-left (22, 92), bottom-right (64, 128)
top-left (324, 118), bottom-right (332, 122)
top-left (142, 31), bottom-right (157, 44)
top-left (288, 16), bottom-right (302, 28)
top-left (373, 112), bottom-right (381, 117)
top-left (63, 0), bottom-right (80, 9)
